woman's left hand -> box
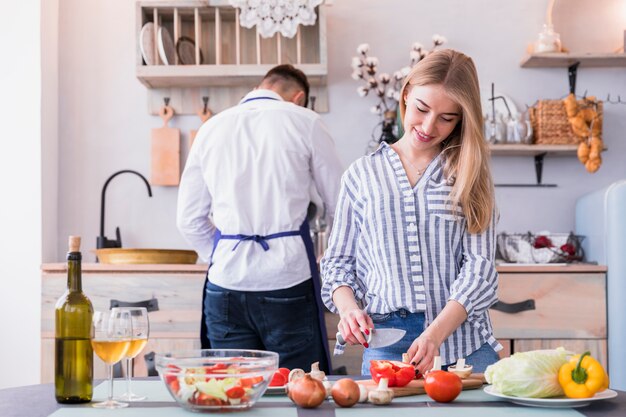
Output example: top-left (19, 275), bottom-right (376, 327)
top-left (406, 331), bottom-right (440, 375)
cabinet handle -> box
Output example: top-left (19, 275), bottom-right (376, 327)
top-left (143, 351), bottom-right (158, 376)
top-left (490, 299), bottom-right (535, 314)
top-left (110, 298), bottom-right (159, 312)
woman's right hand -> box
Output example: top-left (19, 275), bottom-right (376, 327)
top-left (337, 308), bottom-right (374, 347)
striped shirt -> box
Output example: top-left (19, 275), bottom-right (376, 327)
top-left (320, 142), bottom-right (502, 364)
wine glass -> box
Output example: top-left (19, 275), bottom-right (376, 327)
top-left (91, 309), bottom-right (132, 409)
top-left (114, 307), bottom-right (150, 401)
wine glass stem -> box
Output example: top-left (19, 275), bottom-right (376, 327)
top-left (107, 363), bottom-right (114, 402)
top-left (126, 358), bottom-right (132, 394)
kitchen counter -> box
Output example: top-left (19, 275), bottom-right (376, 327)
top-left (1, 378), bottom-right (624, 417)
top-left (42, 263), bottom-right (607, 273)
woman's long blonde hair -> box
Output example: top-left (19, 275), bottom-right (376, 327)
top-left (399, 49), bottom-right (494, 234)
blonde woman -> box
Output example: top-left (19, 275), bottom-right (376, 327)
top-left (321, 49), bottom-right (501, 375)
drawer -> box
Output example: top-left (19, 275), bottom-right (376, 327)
top-left (42, 273), bottom-right (205, 337)
top-left (491, 273), bottom-right (606, 339)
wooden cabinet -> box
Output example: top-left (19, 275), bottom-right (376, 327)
top-left (492, 264), bottom-right (608, 369)
top-left (41, 263), bottom-right (607, 381)
top-left (40, 264), bottom-right (207, 383)
top-left (136, 0), bottom-right (329, 114)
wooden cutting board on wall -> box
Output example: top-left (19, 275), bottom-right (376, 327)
top-left (151, 104), bottom-right (180, 186)
top-left (356, 373), bottom-right (484, 397)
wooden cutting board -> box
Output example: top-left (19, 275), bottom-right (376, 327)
top-left (151, 104), bottom-right (180, 186)
top-left (189, 102), bottom-right (212, 148)
top-left (356, 373), bottom-right (485, 397)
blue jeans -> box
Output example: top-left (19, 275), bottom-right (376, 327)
top-left (205, 279), bottom-right (329, 373)
top-left (361, 310), bottom-right (498, 375)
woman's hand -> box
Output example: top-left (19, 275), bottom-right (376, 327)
top-left (337, 308), bottom-right (374, 347)
top-left (406, 331), bottom-right (440, 375)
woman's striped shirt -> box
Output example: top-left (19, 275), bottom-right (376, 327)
top-left (320, 142), bottom-right (502, 364)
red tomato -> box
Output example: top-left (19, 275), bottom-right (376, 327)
top-left (168, 378), bottom-right (180, 394)
top-left (193, 392), bottom-right (225, 406)
top-left (277, 367), bottom-right (290, 379)
top-left (424, 370), bottom-right (462, 403)
top-left (240, 375), bottom-right (264, 388)
top-left (204, 363), bottom-right (228, 373)
top-left (369, 360), bottom-right (416, 387)
top-left (164, 364), bottom-right (181, 385)
top-left (269, 371), bottom-right (287, 387)
top-left (225, 386), bottom-right (246, 399)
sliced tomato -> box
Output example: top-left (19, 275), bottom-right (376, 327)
top-left (204, 363), bottom-right (228, 373)
top-left (193, 392), bottom-right (226, 406)
top-left (164, 364), bottom-right (181, 385)
top-left (240, 375), bottom-right (264, 388)
top-left (370, 360), bottom-right (416, 387)
top-left (225, 386), bottom-right (245, 399)
top-left (168, 378), bottom-right (180, 394)
top-left (269, 371), bottom-right (287, 387)
top-left (277, 367), bottom-right (290, 379)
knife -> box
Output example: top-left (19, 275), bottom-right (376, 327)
top-left (335, 328), bottom-right (406, 348)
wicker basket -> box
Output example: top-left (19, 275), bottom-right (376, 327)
top-left (529, 99), bottom-right (603, 145)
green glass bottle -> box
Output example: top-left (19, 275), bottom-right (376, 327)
top-left (55, 236), bottom-right (94, 403)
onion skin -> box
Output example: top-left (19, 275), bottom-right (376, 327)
top-left (331, 378), bottom-right (360, 407)
top-left (288, 374), bottom-right (326, 408)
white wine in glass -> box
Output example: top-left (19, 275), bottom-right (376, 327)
top-left (114, 307), bottom-right (150, 401)
top-left (91, 309), bottom-right (132, 409)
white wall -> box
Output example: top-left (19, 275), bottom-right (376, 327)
top-left (50, 0), bottom-right (626, 262)
top-left (0, 1), bottom-right (42, 388)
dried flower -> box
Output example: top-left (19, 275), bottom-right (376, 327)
top-left (351, 35), bottom-right (447, 116)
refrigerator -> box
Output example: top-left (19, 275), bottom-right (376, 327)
top-left (575, 179), bottom-right (626, 391)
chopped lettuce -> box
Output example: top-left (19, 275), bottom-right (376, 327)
top-left (485, 347), bottom-right (571, 398)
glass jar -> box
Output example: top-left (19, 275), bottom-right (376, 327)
top-left (534, 23), bottom-right (562, 53)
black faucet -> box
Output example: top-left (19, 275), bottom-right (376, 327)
top-left (97, 170), bottom-right (153, 249)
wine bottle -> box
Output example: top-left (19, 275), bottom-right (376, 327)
top-left (55, 236), bottom-right (94, 403)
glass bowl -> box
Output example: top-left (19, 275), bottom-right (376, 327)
top-left (156, 349), bottom-right (278, 412)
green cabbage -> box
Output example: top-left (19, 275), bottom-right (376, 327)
top-left (484, 348), bottom-right (571, 398)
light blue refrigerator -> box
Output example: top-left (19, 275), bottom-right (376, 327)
top-left (576, 179), bottom-right (626, 390)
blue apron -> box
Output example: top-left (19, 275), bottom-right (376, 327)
top-left (199, 95), bottom-right (331, 368)
top-left (200, 220), bottom-right (331, 371)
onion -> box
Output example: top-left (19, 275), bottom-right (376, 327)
top-left (288, 374), bottom-right (326, 408)
top-left (331, 378), bottom-right (360, 407)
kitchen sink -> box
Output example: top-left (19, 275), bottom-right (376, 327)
top-left (93, 248), bottom-right (198, 264)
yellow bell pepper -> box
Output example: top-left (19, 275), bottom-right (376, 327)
top-left (558, 351), bottom-right (608, 398)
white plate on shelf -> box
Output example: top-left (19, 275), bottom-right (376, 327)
top-left (264, 385), bottom-right (287, 395)
top-left (483, 385), bottom-right (618, 408)
top-left (139, 22), bottom-right (156, 65)
top-left (157, 26), bottom-right (176, 65)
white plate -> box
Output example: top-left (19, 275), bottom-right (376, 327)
top-left (157, 27), bottom-right (176, 65)
top-left (139, 22), bottom-right (156, 65)
top-left (264, 385), bottom-right (287, 395)
top-left (483, 385), bottom-right (618, 408)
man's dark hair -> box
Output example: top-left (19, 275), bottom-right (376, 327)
top-left (263, 64), bottom-right (310, 108)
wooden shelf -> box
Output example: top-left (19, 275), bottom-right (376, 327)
top-left (520, 53), bottom-right (626, 68)
top-left (489, 144), bottom-right (578, 156)
top-left (136, 64), bottom-right (327, 89)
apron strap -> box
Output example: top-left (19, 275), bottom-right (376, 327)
top-left (298, 219), bottom-right (332, 372)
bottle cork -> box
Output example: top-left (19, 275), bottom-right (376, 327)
top-left (68, 236), bottom-right (81, 252)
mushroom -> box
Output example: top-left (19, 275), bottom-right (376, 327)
top-left (448, 358), bottom-right (473, 379)
top-left (431, 356), bottom-right (442, 372)
top-left (367, 377), bottom-right (394, 405)
top-left (358, 384), bottom-right (369, 403)
top-left (309, 361), bottom-right (326, 381)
